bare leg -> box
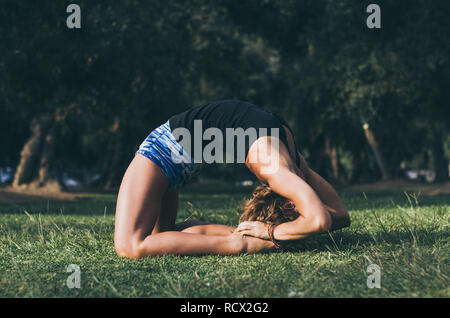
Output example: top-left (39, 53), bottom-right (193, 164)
top-left (138, 230), bottom-right (277, 257)
top-left (114, 154), bottom-right (266, 258)
top-left (114, 154), bottom-right (168, 257)
top-left (175, 221), bottom-right (236, 236)
top-left (152, 188), bottom-right (179, 234)
top-left (137, 231), bottom-right (248, 257)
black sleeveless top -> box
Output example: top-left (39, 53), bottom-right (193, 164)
top-left (169, 100), bottom-right (299, 166)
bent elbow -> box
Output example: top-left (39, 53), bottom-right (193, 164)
top-left (315, 213), bottom-right (332, 233)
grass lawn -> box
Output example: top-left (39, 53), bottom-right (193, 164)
top-left (0, 183), bottom-right (448, 297)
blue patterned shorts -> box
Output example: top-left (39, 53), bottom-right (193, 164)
top-left (136, 121), bottom-right (198, 188)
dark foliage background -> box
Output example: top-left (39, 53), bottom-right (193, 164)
top-left (0, 0), bottom-right (448, 189)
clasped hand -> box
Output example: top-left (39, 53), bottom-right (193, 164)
top-left (235, 221), bottom-right (271, 240)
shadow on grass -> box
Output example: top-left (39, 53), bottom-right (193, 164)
top-left (340, 190), bottom-right (450, 210)
top-left (285, 228), bottom-right (448, 254)
top-left (2, 191), bottom-right (448, 217)
top-left (0, 196), bottom-right (117, 215)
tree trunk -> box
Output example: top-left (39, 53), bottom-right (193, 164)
top-left (432, 127), bottom-right (449, 182)
top-left (13, 113), bottom-right (63, 191)
top-left (362, 122), bottom-right (391, 180)
top-left (350, 151), bottom-right (364, 183)
top-left (309, 136), bottom-right (328, 179)
top-left (38, 124), bottom-right (58, 186)
top-left (104, 133), bottom-right (123, 190)
top-left (104, 117), bottom-right (123, 190)
top-left (12, 115), bottom-right (51, 188)
top-left (325, 137), bottom-right (339, 180)
top-left (94, 135), bottom-right (114, 186)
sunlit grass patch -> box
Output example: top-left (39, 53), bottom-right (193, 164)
top-left (0, 185), bottom-right (448, 297)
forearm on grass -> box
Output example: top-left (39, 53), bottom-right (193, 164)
top-left (272, 210), bottom-right (348, 242)
top-left (271, 214), bottom-right (328, 241)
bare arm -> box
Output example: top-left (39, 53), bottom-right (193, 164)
top-left (237, 168), bottom-right (332, 241)
top-left (242, 137), bottom-right (332, 241)
top-left (299, 154), bottom-right (350, 231)
top-left (266, 168), bottom-right (332, 240)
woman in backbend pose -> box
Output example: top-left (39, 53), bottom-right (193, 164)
top-left (114, 100), bottom-right (350, 258)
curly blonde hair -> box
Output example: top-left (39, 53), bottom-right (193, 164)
top-left (239, 183), bottom-right (300, 225)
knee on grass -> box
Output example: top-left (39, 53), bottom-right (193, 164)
top-left (114, 239), bottom-right (148, 259)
